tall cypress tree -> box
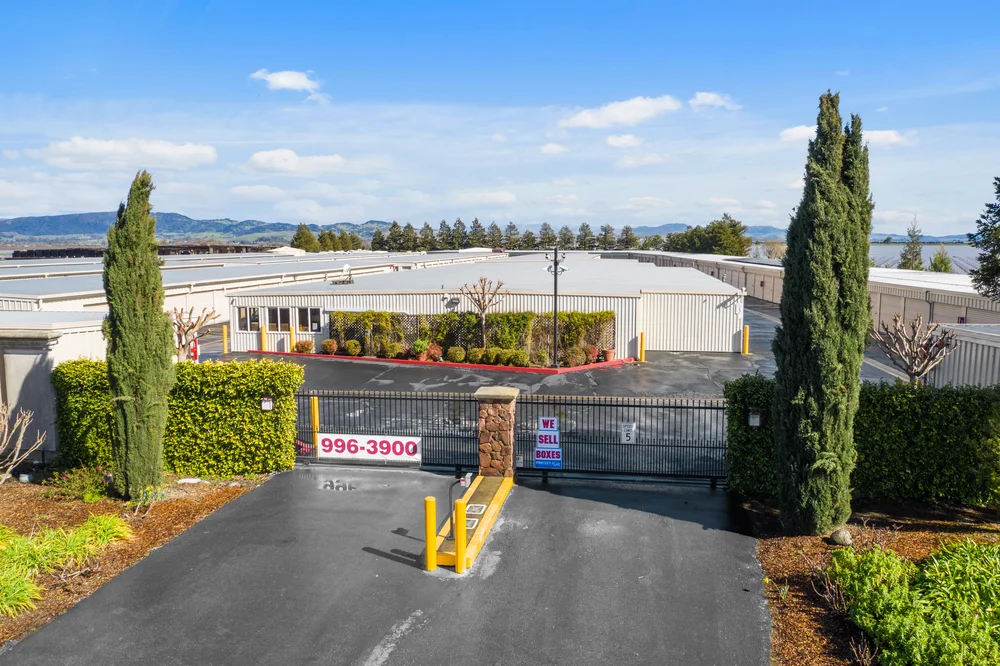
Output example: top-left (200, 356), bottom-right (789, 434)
top-left (103, 171), bottom-right (176, 499)
top-left (772, 92), bottom-right (867, 535)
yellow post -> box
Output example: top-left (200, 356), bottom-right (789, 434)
top-left (454, 499), bottom-right (467, 574)
top-left (639, 332), bottom-right (646, 363)
top-left (424, 496), bottom-right (437, 571)
top-left (310, 396), bottom-right (320, 456)
top-left (742, 325), bottom-right (750, 355)
top-left (289, 326), bottom-right (296, 352)
top-left (222, 324), bottom-right (229, 355)
top-left (260, 326), bottom-right (267, 352)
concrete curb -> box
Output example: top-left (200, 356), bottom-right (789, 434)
top-left (247, 349), bottom-right (634, 374)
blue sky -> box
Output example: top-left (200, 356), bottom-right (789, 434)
top-left (1, 1), bottom-right (998, 234)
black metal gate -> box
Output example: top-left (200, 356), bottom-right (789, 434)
top-left (295, 391), bottom-right (727, 481)
top-left (515, 395), bottom-right (727, 480)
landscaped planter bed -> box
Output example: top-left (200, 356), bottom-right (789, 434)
top-left (0, 474), bottom-right (264, 645)
top-left (248, 349), bottom-right (634, 374)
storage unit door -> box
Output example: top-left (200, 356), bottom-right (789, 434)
top-left (932, 303), bottom-right (966, 324)
top-left (966, 308), bottom-right (1000, 324)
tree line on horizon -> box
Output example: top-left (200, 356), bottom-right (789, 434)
top-left (288, 215), bottom-right (753, 255)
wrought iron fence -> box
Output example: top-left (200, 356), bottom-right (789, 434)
top-left (295, 390), bottom-right (480, 466)
top-left (515, 395), bottom-right (728, 479)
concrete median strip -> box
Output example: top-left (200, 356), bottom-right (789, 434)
top-left (424, 475), bottom-right (514, 573)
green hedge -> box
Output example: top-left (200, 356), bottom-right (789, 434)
top-left (51, 359), bottom-right (304, 477)
top-left (725, 375), bottom-right (1000, 506)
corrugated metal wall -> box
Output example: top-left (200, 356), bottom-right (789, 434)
top-left (640, 292), bottom-right (743, 352)
top-left (0, 298), bottom-right (37, 311)
top-left (930, 335), bottom-right (1000, 387)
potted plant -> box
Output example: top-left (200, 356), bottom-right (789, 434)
top-left (412, 338), bottom-right (430, 361)
top-left (602, 348), bottom-right (616, 362)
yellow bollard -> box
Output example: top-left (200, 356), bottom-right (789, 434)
top-left (310, 396), bottom-right (320, 456)
top-left (260, 326), bottom-right (267, 352)
top-left (639, 332), bottom-right (646, 363)
top-left (454, 499), bottom-right (467, 574)
top-left (424, 496), bottom-right (437, 571)
top-left (222, 324), bottom-right (229, 355)
top-left (742, 325), bottom-right (750, 355)
top-left (289, 326), bottom-right (296, 352)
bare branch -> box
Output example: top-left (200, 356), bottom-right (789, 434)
top-left (169, 307), bottom-right (221, 361)
top-left (460, 277), bottom-right (509, 348)
top-left (870, 312), bottom-right (959, 384)
top-left (0, 403), bottom-right (46, 485)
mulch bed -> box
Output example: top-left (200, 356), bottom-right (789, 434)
top-left (0, 475), bottom-right (263, 645)
top-left (745, 497), bottom-right (1000, 665)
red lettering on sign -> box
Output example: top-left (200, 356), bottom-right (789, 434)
top-left (541, 419), bottom-right (555, 429)
top-left (536, 450), bottom-right (562, 460)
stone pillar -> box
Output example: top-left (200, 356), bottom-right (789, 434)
top-left (474, 386), bottom-right (519, 478)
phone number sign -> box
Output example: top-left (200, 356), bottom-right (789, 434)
top-left (317, 433), bottom-right (421, 463)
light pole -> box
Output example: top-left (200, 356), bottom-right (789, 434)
top-left (545, 247), bottom-right (567, 368)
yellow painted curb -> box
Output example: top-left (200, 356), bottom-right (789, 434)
top-left (426, 475), bottom-right (483, 567)
top-left (433, 476), bottom-right (514, 571)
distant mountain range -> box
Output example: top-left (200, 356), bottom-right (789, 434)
top-left (0, 211), bottom-right (973, 245)
top-left (0, 212), bottom-right (392, 243)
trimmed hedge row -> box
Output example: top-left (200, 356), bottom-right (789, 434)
top-left (724, 374), bottom-right (1000, 507)
top-left (51, 359), bottom-right (304, 477)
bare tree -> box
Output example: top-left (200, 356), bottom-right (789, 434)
top-left (763, 240), bottom-right (787, 260)
top-left (460, 277), bottom-right (509, 348)
top-left (169, 307), bottom-right (221, 361)
top-left (870, 313), bottom-right (959, 384)
top-left (1, 404), bottom-right (46, 485)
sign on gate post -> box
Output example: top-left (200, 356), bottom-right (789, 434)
top-left (620, 422), bottom-right (637, 445)
top-left (535, 416), bottom-right (562, 469)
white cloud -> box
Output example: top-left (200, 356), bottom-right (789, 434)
top-left (544, 194), bottom-right (579, 204)
top-left (551, 207), bottom-right (595, 217)
top-left (615, 153), bottom-right (665, 169)
top-left (874, 209), bottom-right (920, 224)
top-left (455, 190), bottom-right (517, 206)
top-left (540, 142), bottom-right (569, 154)
top-left (876, 106), bottom-right (889, 113)
top-left (552, 178), bottom-right (575, 187)
top-left (2, 149), bottom-right (18, 159)
top-left (756, 199), bottom-right (775, 209)
top-left (273, 198), bottom-right (365, 223)
top-left (230, 184), bottom-right (286, 201)
top-left (246, 148), bottom-right (384, 176)
top-left (614, 196), bottom-right (675, 218)
top-left (26, 137), bottom-right (217, 170)
top-left (558, 95), bottom-right (682, 128)
top-left (491, 133), bottom-right (508, 142)
top-left (700, 197), bottom-right (741, 207)
top-left (836, 69), bottom-right (851, 77)
top-left (606, 134), bottom-right (644, 148)
top-left (779, 125), bottom-right (816, 142)
top-left (689, 92), bottom-right (742, 111)
top-left (866, 129), bottom-right (916, 147)
top-left (250, 69), bottom-right (321, 92)
top-left (786, 178), bottom-right (804, 190)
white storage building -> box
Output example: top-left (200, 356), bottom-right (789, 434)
top-left (227, 254), bottom-right (746, 357)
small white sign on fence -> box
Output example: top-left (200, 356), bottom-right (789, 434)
top-left (620, 422), bottom-right (637, 445)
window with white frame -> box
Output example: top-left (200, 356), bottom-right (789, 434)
top-left (298, 308), bottom-right (322, 333)
top-left (267, 307), bottom-right (290, 332)
top-left (237, 307), bottom-right (260, 332)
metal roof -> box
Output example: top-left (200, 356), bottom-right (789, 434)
top-left (235, 255), bottom-right (741, 297)
top-left (0, 311), bottom-right (106, 330)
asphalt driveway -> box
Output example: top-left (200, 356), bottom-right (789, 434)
top-left (2, 469), bottom-right (769, 665)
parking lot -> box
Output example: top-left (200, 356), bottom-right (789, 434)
top-left (2, 468), bottom-right (769, 666)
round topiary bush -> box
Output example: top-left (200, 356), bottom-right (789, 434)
top-left (344, 339), bottom-right (362, 356)
top-left (321, 339), bottom-right (338, 355)
top-left (383, 342), bottom-right (404, 359)
top-left (427, 343), bottom-right (443, 361)
top-left (467, 348), bottom-right (485, 364)
top-left (562, 347), bottom-right (586, 367)
top-left (494, 349), bottom-right (514, 366)
top-left (482, 348), bottom-right (499, 365)
top-left (294, 340), bottom-right (315, 354)
top-left (510, 350), bottom-right (530, 367)
top-left (446, 346), bottom-right (466, 363)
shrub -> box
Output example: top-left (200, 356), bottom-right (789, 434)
top-left (723, 375), bottom-right (1000, 506)
top-left (582, 344), bottom-right (599, 364)
top-left (51, 359), bottom-right (304, 477)
top-left (482, 348), bottom-right (499, 365)
top-left (561, 347), bottom-right (587, 367)
top-left (532, 349), bottom-right (551, 367)
top-left (293, 340), bottom-right (314, 354)
top-left (321, 339), bottom-right (338, 354)
top-left (467, 348), bottom-right (485, 364)
top-left (343, 340), bottom-right (362, 356)
top-left (446, 347), bottom-right (466, 363)
top-left (510, 350), bottom-right (530, 367)
top-left (829, 542), bottom-right (1000, 665)
top-left (41, 466), bottom-right (111, 503)
top-left (494, 349), bottom-right (514, 366)
top-left (383, 342), bottom-right (404, 359)
top-left (427, 343), bottom-right (443, 361)
top-left (486, 312), bottom-right (536, 349)
top-left (412, 339), bottom-right (429, 355)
